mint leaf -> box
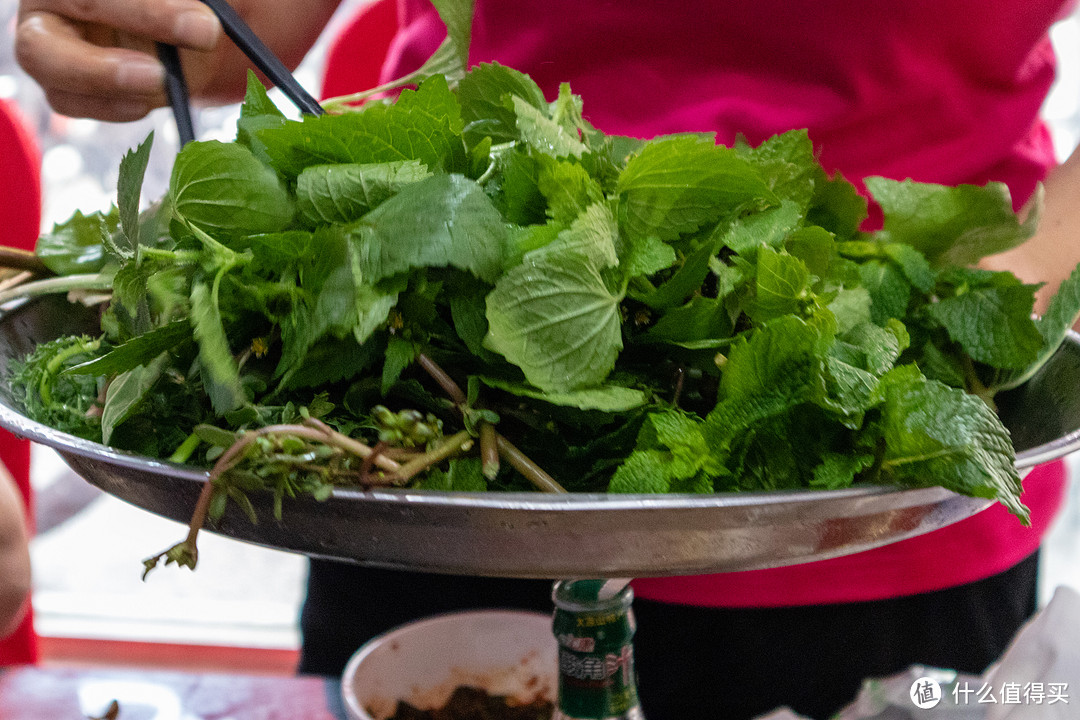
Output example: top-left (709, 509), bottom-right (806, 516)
top-left (874, 365), bottom-right (1027, 522)
top-left (417, 457), bottom-right (488, 492)
top-left (170, 140), bottom-right (294, 235)
top-left (608, 450), bottom-right (672, 493)
top-left (867, 177), bottom-right (1039, 267)
top-left (536, 156), bottom-right (605, 225)
top-left (484, 246), bottom-right (623, 392)
top-left (883, 243), bottom-right (935, 293)
top-left (707, 316), bottom-right (826, 438)
top-left (858, 260), bottom-right (911, 324)
top-left (995, 261), bottom-right (1080, 392)
top-left (841, 319), bottom-right (909, 374)
top-left (618, 135), bottom-right (774, 242)
top-left (354, 174), bottom-right (508, 283)
top-left (810, 451), bottom-right (874, 489)
top-left (827, 288), bottom-right (872, 335)
top-left (296, 160), bottom-right (432, 226)
top-left (927, 284), bottom-right (1043, 369)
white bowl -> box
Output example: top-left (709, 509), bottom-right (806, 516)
top-left (341, 609), bottom-right (558, 720)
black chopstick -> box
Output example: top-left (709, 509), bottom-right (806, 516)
top-left (197, 0), bottom-right (325, 116)
top-left (157, 43), bottom-right (196, 146)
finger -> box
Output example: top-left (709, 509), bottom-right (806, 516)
top-left (18, 0), bottom-right (220, 51)
top-left (44, 86), bottom-right (161, 123)
top-left (17, 12), bottom-right (172, 103)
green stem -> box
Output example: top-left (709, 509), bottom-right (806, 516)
top-left (40, 338), bottom-right (101, 408)
top-left (391, 430), bottom-right (474, 485)
top-left (139, 247), bottom-right (201, 265)
top-left (168, 432), bottom-right (203, 464)
top-left (495, 433), bottom-right (567, 493)
top-left (0, 272), bottom-right (114, 307)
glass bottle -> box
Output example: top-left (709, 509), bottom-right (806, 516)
top-left (551, 579), bottom-right (646, 720)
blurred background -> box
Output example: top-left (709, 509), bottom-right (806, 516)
top-left (1, 0), bottom-right (1078, 672)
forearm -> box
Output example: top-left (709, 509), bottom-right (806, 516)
top-left (0, 469), bottom-right (31, 640)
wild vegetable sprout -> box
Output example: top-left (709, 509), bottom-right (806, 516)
top-left (7, 61), bottom-right (1080, 575)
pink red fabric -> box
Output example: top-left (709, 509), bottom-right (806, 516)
top-left (321, 0), bottom-right (1072, 605)
top-left (0, 98), bottom-right (40, 664)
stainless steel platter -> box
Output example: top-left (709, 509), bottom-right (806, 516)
top-left (2, 294), bottom-right (1078, 579)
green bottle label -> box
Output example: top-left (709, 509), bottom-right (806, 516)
top-left (552, 580), bottom-right (640, 719)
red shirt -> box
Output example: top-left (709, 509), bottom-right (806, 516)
top-left (323, 0), bottom-right (1072, 604)
top-left (0, 98), bottom-right (40, 664)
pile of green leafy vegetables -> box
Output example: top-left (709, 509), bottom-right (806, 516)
top-left (9, 51), bottom-right (1080, 572)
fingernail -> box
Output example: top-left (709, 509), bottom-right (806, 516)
top-left (116, 59), bottom-right (165, 92)
top-left (175, 9), bottom-right (221, 49)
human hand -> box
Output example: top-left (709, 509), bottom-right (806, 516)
top-left (14, 0), bottom-right (222, 121)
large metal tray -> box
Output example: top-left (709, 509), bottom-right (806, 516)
top-left (1, 294), bottom-right (1078, 579)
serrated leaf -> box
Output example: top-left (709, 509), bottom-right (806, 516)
top-left (810, 452), bottom-right (874, 489)
top-left (458, 62), bottom-right (547, 146)
top-left (117, 132), bottom-right (154, 252)
top-left (479, 377), bottom-right (648, 412)
top-left (382, 335), bottom-right (415, 394)
top-left (66, 319), bottom-right (191, 377)
top-left (858, 260), bottom-right (911, 324)
top-left (100, 353), bottom-right (167, 445)
top-left (748, 246), bottom-right (811, 322)
top-left (927, 285), bottom-right (1043, 369)
top-left (618, 135), bottom-right (774, 242)
top-left (536, 156), bottom-right (605, 225)
top-left (484, 247), bottom-right (624, 392)
top-left (35, 209), bottom-right (118, 275)
top-left (883, 243), bottom-right (935, 293)
top-left (296, 160), bottom-right (432, 226)
top-left (512, 95), bottom-right (588, 159)
top-left (867, 177), bottom-right (1039, 268)
top-left (993, 261), bottom-right (1080, 392)
top-left (875, 366), bottom-right (1026, 522)
top-left (609, 449), bottom-right (672, 493)
top-left (532, 202), bottom-right (619, 269)
top-left (259, 75), bottom-right (463, 177)
top-left (170, 140), bottom-right (294, 235)
top-left (354, 174), bottom-right (508, 283)
top-left (190, 276), bottom-right (245, 414)
top-left (707, 316), bottom-right (826, 437)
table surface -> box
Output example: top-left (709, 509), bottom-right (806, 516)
top-left (0, 665), bottom-right (347, 720)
